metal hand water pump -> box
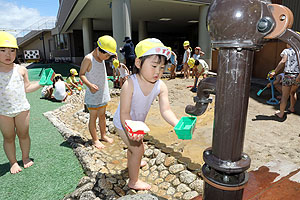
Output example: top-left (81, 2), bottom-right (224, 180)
top-left (186, 0), bottom-right (300, 199)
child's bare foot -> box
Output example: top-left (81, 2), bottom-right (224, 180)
top-left (275, 111), bottom-right (284, 118)
top-left (288, 108), bottom-right (295, 113)
top-left (101, 135), bottom-right (114, 143)
top-left (128, 180), bottom-right (151, 190)
top-left (23, 158), bottom-right (34, 169)
top-left (93, 140), bottom-right (105, 149)
top-left (10, 162), bottom-right (22, 174)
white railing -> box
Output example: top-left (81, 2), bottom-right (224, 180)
top-left (15, 17), bottom-right (56, 37)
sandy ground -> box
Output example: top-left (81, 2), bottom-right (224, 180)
top-left (107, 76), bottom-right (300, 171)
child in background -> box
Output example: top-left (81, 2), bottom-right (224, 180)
top-left (113, 38), bottom-right (179, 190)
top-left (113, 59), bottom-right (129, 88)
top-left (79, 35), bottom-right (116, 149)
top-left (0, 31), bottom-right (43, 174)
top-left (192, 46), bottom-right (205, 61)
top-left (41, 74), bottom-right (73, 102)
top-left (168, 47), bottom-right (177, 79)
top-left (271, 43), bottom-right (300, 118)
top-left (66, 68), bottom-right (82, 90)
top-left (182, 41), bottom-right (191, 79)
top-left (188, 58), bottom-right (209, 92)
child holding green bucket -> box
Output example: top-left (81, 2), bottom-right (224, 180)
top-left (79, 35), bottom-right (116, 149)
top-left (113, 38), bottom-right (179, 190)
top-left (0, 31), bottom-right (44, 174)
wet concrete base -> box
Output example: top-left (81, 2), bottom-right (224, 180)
top-left (192, 159), bottom-right (300, 200)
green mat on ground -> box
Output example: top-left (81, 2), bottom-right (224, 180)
top-left (26, 63), bottom-right (81, 78)
top-left (0, 70), bottom-right (84, 200)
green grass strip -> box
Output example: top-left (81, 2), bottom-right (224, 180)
top-left (0, 70), bottom-right (84, 200)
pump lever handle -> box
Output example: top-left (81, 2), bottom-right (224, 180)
top-left (265, 4), bottom-right (300, 67)
top-left (277, 29), bottom-right (300, 68)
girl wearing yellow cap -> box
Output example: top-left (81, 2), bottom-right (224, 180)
top-left (66, 68), bottom-right (82, 90)
top-left (182, 40), bottom-right (192, 79)
top-left (0, 31), bottom-right (43, 174)
top-left (113, 38), bottom-right (179, 190)
top-left (112, 59), bottom-right (129, 88)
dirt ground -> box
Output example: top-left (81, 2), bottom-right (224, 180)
top-left (107, 76), bottom-right (300, 171)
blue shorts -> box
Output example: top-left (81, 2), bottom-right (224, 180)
top-left (86, 102), bottom-right (107, 110)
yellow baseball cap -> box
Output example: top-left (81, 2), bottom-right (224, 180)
top-left (0, 31), bottom-right (18, 49)
top-left (54, 73), bottom-right (62, 78)
top-left (135, 38), bottom-right (171, 60)
top-left (188, 57), bottom-right (195, 68)
top-left (97, 35), bottom-right (117, 55)
top-left (183, 41), bottom-right (190, 47)
top-left (113, 59), bottom-right (120, 68)
top-left (70, 68), bottom-right (78, 75)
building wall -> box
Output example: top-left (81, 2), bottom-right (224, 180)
top-left (18, 31), bottom-right (52, 62)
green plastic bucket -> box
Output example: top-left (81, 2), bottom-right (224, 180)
top-left (174, 116), bottom-right (197, 140)
top-left (39, 68), bottom-right (55, 85)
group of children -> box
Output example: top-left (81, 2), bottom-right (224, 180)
top-left (41, 68), bottom-right (82, 102)
top-left (181, 40), bottom-right (209, 81)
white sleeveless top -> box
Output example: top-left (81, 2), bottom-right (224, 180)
top-left (84, 53), bottom-right (110, 105)
top-left (117, 64), bottom-right (129, 78)
top-left (53, 81), bottom-right (67, 101)
top-left (0, 64), bottom-right (30, 116)
top-left (113, 74), bottom-right (161, 129)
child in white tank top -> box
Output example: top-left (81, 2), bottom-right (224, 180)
top-left (113, 38), bottom-right (179, 190)
top-left (79, 35), bottom-right (117, 150)
top-left (0, 31), bottom-right (43, 174)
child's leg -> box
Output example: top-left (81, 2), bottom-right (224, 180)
top-left (0, 115), bottom-right (22, 174)
top-left (88, 109), bottom-right (105, 149)
top-left (97, 106), bottom-right (113, 143)
top-left (15, 110), bottom-right (33, 169)
top-left (116, 128), bottom-right (151, 190)
top-left (288, 85), bottom-right (298, 112)
top-left (276, 85), bottom-right (291, 118)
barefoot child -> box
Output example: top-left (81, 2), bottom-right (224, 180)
top-left (0, 31), bottom-right (43, 174)
top-left (66, 68), bottom-right (82, 90)
top-left (113, 59), bottom-right (129, 88)
top-left (113, 38), bottom-right (179, 190)
top-left (41, 74), bottom-right (73, 101)
top-left (271, 43), bottom-right (300, 118)
top-left (79, 35), bottom-right (116, 149)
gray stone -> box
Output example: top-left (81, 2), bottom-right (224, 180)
top-left (79, 191), bottom-right (96, 200)
top-left (160, 170), bottom-right (169, 179)
top-left (144, 149), bottom-right (154, 157)
top-left (183, 191), bottom-right (198, 200)
top-left (166, 187), bottom-right (176, 195)
top-left (189, 179), bottom-right (204, 193)
top-left (169, 164), bottom-right (185, 174)
top-left (118, 194), bottom-right (159, 200)
top-left (71, 183), bottom-right (94, 198)
top-left (177, 183), bottom-right (191, 193)
top-left (155, 152), bottom-right (166, 165)
top-left (157, 163), bottom-right (167, 171)
top-left (179, 170), bottom-right (197, 184)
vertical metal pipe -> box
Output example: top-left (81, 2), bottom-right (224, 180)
top-left (212, 49), bottom-right (254, 161)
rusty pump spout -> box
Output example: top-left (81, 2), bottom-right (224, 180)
top-left (188, 0), bottom-right (300, 200)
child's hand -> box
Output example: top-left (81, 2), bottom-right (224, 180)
top-left (89, 84), bottom-right (99, 93)
top-left (266, 83), bottom-right (271, 88)
top-left (128, 132), bottom-right (145, 141)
